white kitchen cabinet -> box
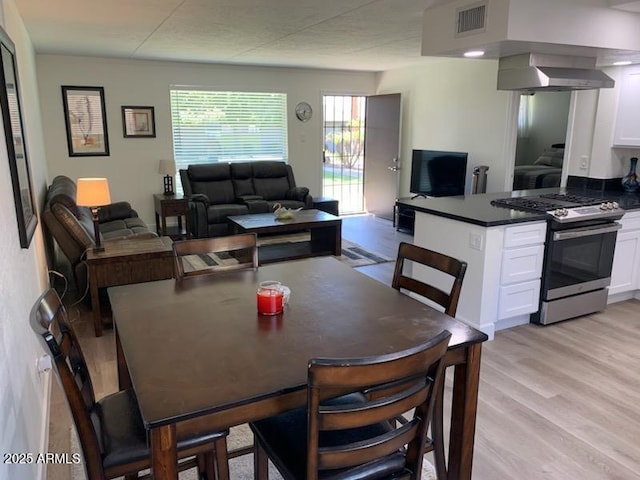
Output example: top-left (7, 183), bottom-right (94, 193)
top-left (609, 211), bottom-right (640, 296)
top-left (613, 67), bottom-right (640, 147)
top-left (497, 223), bottom-right (546, 320)
top-left (413, 213), bottom-right (547, 338)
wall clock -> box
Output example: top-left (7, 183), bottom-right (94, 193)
top-left (295, 101), bottom-right (313, 122)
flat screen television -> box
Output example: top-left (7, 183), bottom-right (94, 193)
top-left (410, 149), bottom-right (468, 197)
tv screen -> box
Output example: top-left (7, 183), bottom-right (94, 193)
top-left (410, 150), bottom-right (468, 197)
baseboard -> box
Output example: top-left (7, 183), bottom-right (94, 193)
top-left (607, 290), bottom-right (639, 304)
top-left (36, 371), bottom-right (52, 480)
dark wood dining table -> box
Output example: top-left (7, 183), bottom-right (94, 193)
top-left (109, 256), bottom-right (488, 480)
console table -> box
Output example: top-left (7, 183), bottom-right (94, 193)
top-left (86, 236), bottom-right (174, 336)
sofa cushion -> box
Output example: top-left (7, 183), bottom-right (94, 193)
top-left (230, 163), bottom-right (255, 197)
top-left (188, 164), bottom-right (236, 205)
top-left (51, 203), bottom-right (95, 249)
top-left (47, 175), bottom-right (81, 216)
top-left (252, 162), bottom-right (292, 200)
top-left (207, 204), bottom-right (249, 224)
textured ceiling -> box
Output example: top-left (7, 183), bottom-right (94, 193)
top-left (13, 0), bottom-right (436, 71)
top-left (13, 0), bottom-right (640, 71)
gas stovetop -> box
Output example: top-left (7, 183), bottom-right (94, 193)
top-left (491, 193), bottom-right (624, 224)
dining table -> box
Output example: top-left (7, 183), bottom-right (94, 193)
top-left (108, 256), bottom-right (488, 480)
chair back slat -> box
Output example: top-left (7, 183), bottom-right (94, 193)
top-left (318, 381), bottom-right (427, 431)
top-left (392, 242), bottom-right (467, 317)
top-left (173, 233), bottom-right (258, 280)
top-left (317, 420), bottom-right (420, 470)
top-left (306, 330), bottom-right (451, 480)
top-left (30, 289), bottom-right (105, 480)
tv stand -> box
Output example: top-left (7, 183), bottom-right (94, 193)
top-left (394, 200), bottom-right (416, 234)
top-left (410, 194), bottom-right (428, 199)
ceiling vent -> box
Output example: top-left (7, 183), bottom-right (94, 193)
top-left (456, 3), bottom-right (487, 36)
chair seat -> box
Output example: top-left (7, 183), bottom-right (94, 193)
top-left (95, 389), bottom-right (226, 470)
top-left (250, 393), bottom-right (406, 480)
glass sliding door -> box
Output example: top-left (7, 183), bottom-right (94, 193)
top-left (322, 95), bottom-right (366, 214)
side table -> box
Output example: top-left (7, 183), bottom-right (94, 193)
top-left (154, 193), bottom-right (191, 240)
top-left (86, 236), bottom-right (174, 336)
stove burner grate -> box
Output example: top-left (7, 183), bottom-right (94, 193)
top-left (491, 193), bottom-right (609, 213)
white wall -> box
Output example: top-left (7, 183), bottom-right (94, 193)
top-left (0, 0), bottom-right (52, 479)
top-left (376, 58), bottom-right (513, 195)
top-left (36, 55), bottom-right (377, 225)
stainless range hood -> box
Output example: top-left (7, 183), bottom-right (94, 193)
top-left (497, 53), bottom-right (615, 92)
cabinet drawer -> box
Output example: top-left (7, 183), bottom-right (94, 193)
top-left (500, 245), bottom-right (545, 284)
top-left (504, 222), bottom-right (546, 248)
top-left (163, 202), bottom-right (188, 216)
top-left (498, 280), bottom-right (541, 320)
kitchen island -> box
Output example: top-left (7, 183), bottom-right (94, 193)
top-left (398, 188), bottom-right (640, 338)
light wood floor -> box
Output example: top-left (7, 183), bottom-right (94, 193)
top-left (47, 215), bottom-right (640, 480)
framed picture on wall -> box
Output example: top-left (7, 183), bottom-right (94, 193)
top-left (61, 85), bottom-right (110, 156)
top-left (121, 105), bottom-right (156, 138)
top-left (0, 25), bottom-right (38, 248)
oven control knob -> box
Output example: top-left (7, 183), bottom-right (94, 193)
top-left (600, 202), bottom-right (610, 210)
top-left (553, 208), bottom-right (568, 217)
top-left (612, 201), bottom-right (620, 209)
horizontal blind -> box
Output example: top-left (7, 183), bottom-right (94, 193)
top-left (170, 89), bottom-right (288, 194)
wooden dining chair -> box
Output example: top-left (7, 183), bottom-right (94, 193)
top-left (392, 242), bottom-right (468, 479)
top-left (30, 288), bottom-right (230, 480)
top-left (249, 330), bottom-right (452, 480)
top-left (172, 233), bottom-right (258, 280)
top-left (392, 242), bottom-right (467, 317)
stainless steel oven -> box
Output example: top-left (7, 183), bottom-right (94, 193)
top-left (534, 221), bottom-right (621, 325)
top-left (492, 193), bottom-right (624, 325)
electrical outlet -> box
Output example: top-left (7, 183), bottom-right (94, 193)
top-left (579, 155), bottom-right (589, 170)
top-left (469, 232), bottom-right (483, 251)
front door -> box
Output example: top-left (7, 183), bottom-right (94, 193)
top-left (363, 93), bottom-right (401, 221)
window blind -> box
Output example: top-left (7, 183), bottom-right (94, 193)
top-left (170, 89), bottom-right (288, 194)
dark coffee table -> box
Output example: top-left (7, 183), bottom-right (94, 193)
top-left (227, 209), bottom-right (341, 264)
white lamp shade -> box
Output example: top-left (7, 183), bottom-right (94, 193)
top-left (76, 178), bottom-right (111, 207)
top-left (158, 159), bottom-right (176, 175)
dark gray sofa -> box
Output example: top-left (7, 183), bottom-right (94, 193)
top-left (180, 161), bottom-right (312, 238)
top-left (43, 175), bottom-right (157, 293)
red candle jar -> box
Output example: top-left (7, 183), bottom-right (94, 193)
top-left (257, 281), bottom-right (284, 315)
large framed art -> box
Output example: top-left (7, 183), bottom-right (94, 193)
top-left (62, 85), bottom-right (110, 156)
top-left (0, 26), bottom-right (37, 248)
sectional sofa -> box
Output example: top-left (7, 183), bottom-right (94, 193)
top-left (180, 161), bottom-right (312, 237)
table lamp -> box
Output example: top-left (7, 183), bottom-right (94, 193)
top-left (76, 178), bottom-right (111, 253)
top-left (158, 159), bottom-right (176, 196)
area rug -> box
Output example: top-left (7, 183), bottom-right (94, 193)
top-left (70, 424), bottom-right (437, 479)
top-left (182, 234), bottom-right (393, 272)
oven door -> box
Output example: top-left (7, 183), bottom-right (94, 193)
top-left (545, 222), bottom-right (621, 300)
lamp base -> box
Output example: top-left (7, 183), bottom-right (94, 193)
top-left (91, 245), bottom-right (105, 253)
top-left (163, 175), bottom-right (174, 196)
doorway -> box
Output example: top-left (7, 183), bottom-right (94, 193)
top-left (322, 95), bottom-right (366, 214)
top-left (513, 91), bottom-right (571, 190)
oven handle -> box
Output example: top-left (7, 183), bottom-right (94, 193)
top-left (553, 222), bottom-right (622, 241)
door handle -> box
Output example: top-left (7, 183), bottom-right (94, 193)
top-left (388, 166), bottom-right (400, 171)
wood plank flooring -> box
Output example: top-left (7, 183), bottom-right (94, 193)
top-left (46, 215), bottom-right (640, 480)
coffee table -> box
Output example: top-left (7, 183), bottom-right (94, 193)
top-left (227, 209), bottom-right (341, 264)
top-left (86, 236), bottom-right (174, 336)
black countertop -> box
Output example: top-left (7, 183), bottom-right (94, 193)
top-left (397, 188), bottom-right (640, 227)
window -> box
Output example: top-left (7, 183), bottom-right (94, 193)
top-left (170, 88), bottom-right (288, 194)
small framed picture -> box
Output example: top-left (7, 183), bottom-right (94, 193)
top-left (122, 105), bottom-right (155, 138)
top-left (62, 85), bottom-right (110, 156)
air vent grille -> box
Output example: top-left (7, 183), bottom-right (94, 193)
top-left (456, 4), bottom-right (486, 35)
